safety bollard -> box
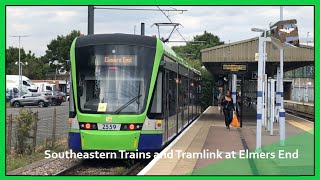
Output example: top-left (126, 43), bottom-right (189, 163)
top-left (270, 79), bottom-right (275, 136)
top-left (279, 109), bottom-right (286, 146)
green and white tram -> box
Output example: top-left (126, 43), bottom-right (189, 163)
top-left (68, 34), bottom-right (201, 152)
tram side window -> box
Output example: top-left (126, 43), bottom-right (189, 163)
top-left (148, 72), bottom-right (163, 118)
top-left (168, 70), bottom-right (177, 116)
top-left (69, 79), bottom-right (76, 118)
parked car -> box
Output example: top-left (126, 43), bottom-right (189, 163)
top-left (10, 93), bottom-right (51, 108)
top-left (59, 91), bottom-right (67, 102)
top-left (40, 91), bottom-right (64, 106)
top-left (6, 88), bottom-right (19, 102)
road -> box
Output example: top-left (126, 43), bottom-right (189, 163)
top-left (6, 102), bottom-right (69, 147)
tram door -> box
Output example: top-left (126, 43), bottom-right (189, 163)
top-left (163, 70), bottom-right (170, 143)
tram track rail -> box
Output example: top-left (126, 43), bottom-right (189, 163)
top-left (56, 159), bottom-right (149, 176)
top-left (285, 109), bottom-right (314, 122)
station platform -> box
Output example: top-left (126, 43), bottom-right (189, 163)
top-left (139, 106), bottom-right (314, 175)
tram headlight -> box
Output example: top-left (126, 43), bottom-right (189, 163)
top-left (129, 124), bottom-right (135, 130)
top-left (85, 123), bottom-right (91, 129)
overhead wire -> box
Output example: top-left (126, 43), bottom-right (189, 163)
top-left (156, 6), bottom-right (188, 43)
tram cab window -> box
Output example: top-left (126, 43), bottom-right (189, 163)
top-left (148, 72), bottom-right (163, 119)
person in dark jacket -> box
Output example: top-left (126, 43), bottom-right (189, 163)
top-left (221, 90), bottom-right (235, 129)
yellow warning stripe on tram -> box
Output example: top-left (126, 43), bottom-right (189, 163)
top-left (286, 120), bottom-right (313, 133)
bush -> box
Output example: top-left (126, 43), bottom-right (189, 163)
top-left (184, 58), bottom-right (214, 110)
top-left (199, 70), bottom-right (214, 110)
top-left (15, 109), bottom-right (39, 154)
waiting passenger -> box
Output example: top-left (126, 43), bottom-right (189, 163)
top-left (221, 90), bottom-right (235, 130)
top-left (236, 91), bottom-right (242, 117)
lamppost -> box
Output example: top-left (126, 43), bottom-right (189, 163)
top-left (49, 60), bottom-right (63, 80)
top-left (15, 61), bottom-right (28, 76)
top-left (307, 32), bottom-right (310, 46)
top-left (64, 60), bottom-right (71, 95)
top-left (10, 35), bottom-right (29, 96)
top-left (251, 27), bottom-right (269, 151)
top-left (15, 61), bottom-right (28, 94)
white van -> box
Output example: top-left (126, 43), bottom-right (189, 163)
top-left (34, 82), bottom-right (58, 92)
top-left (6, 75), bottom-right (38, 93)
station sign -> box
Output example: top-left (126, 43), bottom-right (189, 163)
top-left (255, 53), bottom-right (267, 61)
top-left (270, 19), bottom-right (299, 47)
top-left (222, 64), bottom-right (247, 73)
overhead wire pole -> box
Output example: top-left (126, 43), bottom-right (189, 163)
top-left (88, 6), bottom-right (94, 35)
top-left (90, 6), bottom-right (187, 36)
top-left (10, 35), bottom-right (29, 96)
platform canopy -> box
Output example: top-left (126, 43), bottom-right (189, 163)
top-left (201, 37), bottom-right (314, 77)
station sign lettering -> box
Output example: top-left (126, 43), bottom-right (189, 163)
top-left (103, 55), bottom-right (137, 66)
top-left (222, 64), bottom-right (247, 73)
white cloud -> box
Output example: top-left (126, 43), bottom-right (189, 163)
top-left (6, 6), bottom-right (314, 57)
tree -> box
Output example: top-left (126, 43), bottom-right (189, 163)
top-left (6, 30), bottom-right (81, 79)
top-left (6, 47), bottom-right (26, 75)
top-left (172, 31), bottom-right (224, 109)
top-left (6, 47), bottom-right (49, 79)
top-left (172, 31), bottom-right (224, 60)
top-left (44, 30), bottom-right (81, 72)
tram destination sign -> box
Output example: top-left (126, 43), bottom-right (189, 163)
top-left (103, 55), bottom-right (137, 66)
top-left (222, 64), bottom-right (247, 73)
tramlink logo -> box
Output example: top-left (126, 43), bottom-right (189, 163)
top-left (106, 116), bottom-right (112, 122)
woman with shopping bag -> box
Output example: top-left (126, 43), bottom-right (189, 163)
top-left (220, 90), bottom-right (235, 130)
top-left (230, 111), bottom-right (240, 127)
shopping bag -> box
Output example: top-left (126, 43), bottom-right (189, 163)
top-left (231, 112), bottom-right (240, 127)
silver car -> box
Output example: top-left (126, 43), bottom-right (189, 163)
top-left (10, 93), bottom-right (51, 108)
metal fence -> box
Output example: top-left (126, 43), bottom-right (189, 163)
top-left (6, 105), bottom-right (69, 154)
top-left (285, 65), bottom-right (314, 78)
top-left (291, 86), bottom-right (314, 102)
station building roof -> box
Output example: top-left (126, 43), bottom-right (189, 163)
top-left (201, 37), bottom-right (314, 76)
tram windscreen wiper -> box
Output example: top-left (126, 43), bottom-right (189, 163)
top-left (112, 94), bottom-right (142, 114)
top-left (112, 81), bottom-right (142, 114)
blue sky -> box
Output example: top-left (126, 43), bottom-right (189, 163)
top-left (6, 6), bottom-right (314, 57)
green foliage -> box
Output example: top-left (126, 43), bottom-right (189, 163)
top-left (6, 152), bottom-right (44, 172)
top-left (172, 31), bottom-right (224, 60)
top-left (6, 30), bottom-right (81, 79)
top-left (43, 30), bottom-right (81, 72)
top-left (15, 109), bottom-right (39, 154)
top-left (199, 69), bottom-right (215, 110)
top-left (6, 135), bottom-right (68, 172)
top-left (172, 31), bottom-right (224, 110)
top-left (184, 58), bottom-right (214, 110)
top-left (6, 47), bottom-right (26, 75)
top-left (6, 47), bottom-right (50, 79)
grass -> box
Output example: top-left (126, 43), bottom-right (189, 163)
top-left (6, 136), bottom-right (69, 172)
top-left (6, 152), bottom-right (44, 172)
top-left (6, 102), bottom-right (11, 108)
